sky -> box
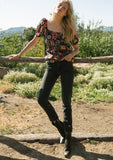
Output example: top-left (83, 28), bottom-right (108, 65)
top-left (0, 0), bottom-right (113, 30)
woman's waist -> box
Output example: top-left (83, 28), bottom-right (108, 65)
top-left (45, 52), bottom-right (74, 64)
top-left (45, 51), bottom-right (69, 62)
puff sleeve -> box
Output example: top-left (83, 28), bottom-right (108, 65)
top-left (36, 18), bottom-right (47, 37)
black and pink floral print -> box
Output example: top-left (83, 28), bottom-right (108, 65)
top-left (36, 18), bottom-right (78, 61)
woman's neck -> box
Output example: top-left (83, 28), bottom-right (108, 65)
top-left (49, 14), bottom-right (63, 26)
top-left (48, 14), bottom-right (63, 33)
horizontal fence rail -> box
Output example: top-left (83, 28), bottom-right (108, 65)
top-left (0, 56), bottom-right (113, 63)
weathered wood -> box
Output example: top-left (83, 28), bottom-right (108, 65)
top-left (0, 56), bottom-right (45, 63)
top-left (0, 56), bottom-right (113, 63)
top-left (73, 56), bottom-right (113, 63)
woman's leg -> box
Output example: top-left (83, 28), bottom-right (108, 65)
top-left (38, 62), bottom-right (65, 138)
top-left (38, 63), bottom-right (59, 121)
top-left (60, 61), bottom-right (74, 157)
top-left (61, 61), bottom-right (74, 132)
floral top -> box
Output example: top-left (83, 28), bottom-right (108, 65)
top-left (36, 18), bottom-right (79, 61)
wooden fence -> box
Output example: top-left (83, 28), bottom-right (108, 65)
top-left (0, 56), bottom-right (113, 63)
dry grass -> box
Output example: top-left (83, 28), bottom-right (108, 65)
top-left (0, 90), bottom-right (113, 136)
top-left (0, 103), bottom-right (43, 135)
top-left (0, 82), bottom-right (14, 93)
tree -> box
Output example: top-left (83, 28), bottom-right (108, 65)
top-left (23, 27), bottom-right (36, 41)
top-left (0, 32), bottom-right (24, 68)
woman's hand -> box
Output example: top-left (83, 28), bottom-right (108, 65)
top-left (61, 47), bottom-right (79, 62)
top-left (8, 54), bottom-right (21, 60)
top-left (61, 53), bottom-right (73, 62)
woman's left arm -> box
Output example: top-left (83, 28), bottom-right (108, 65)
top-left (62, 27), bottom-right (79, 62)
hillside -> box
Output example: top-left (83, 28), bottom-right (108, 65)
top-left (1, 26), bottom-right (113, 36)
top-left (0, 27), bottom-right (26, 35)
top-left (102, 26), bottom-right (113, 32)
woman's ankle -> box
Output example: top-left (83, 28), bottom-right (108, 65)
top-left (64, 132), bottom-right (72, 157)
top-left (52, 119), bottom-right (65, 138)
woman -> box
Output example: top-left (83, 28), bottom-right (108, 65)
top-left (9, 0), bottom-right (79, 157)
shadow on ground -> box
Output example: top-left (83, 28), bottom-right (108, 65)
top-left (0, 136), bottom-right (113, 160)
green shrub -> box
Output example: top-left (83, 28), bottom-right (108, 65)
top-left (90, 77), bottom-right (113, 90)
top-left (23, 37), bottom-right (45, 57)
top-left (15, 63), bottom-right (46, 78)
top-left (78, 29), bottom-right (113, 58)
top-left (72, 63), bottom-right (113, 103)
top-left (50, 83), bottom-right (61, 100)
top-left (35, 63), bottom-right (46, 77)
top-left (2, 63), bottom-right (113, 103)
top-left (75, 67), bottom-right (90, 75)
top-left (0, 32), bottom-right (24, 68)
top-left (14, 82), bottom-right (40, 98)
top-left (75, 73), bottom-right (92, 84)
top-left (3, 71), bottom-right (37, 83)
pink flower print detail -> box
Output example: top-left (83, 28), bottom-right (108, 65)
top-left (52, 32), bottom-right (57, 40)
top-left (36, 32), bottom-right (40, 36)
top-left (47, 35), bottom-right (51, 39)
top-left (51, 49), bottom-right (55, 54)
top-left (58, 52), bottom-right (62, 55)
top-left (54, 55), bottom-right (60, 60)
top-left (46, 45), bottom-right (49, 49)
top-left (68, 48), bottom-right (71, 52)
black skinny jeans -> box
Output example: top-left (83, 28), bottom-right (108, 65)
top-left (38, 60), bottom-right (74, 132)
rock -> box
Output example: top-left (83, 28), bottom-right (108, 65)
top-left (0, 67), bottom-right (10, 79)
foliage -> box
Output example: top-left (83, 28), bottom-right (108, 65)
top-left (15, 63), bottom-right (46, 78)
top-left (0, 32), bottom-right (24, 68)
top-left (90, 77), bottom-right (113, 90)
top-left (0, 30), bottom-right (45, 68)
top-left (3, 71), bottom-right (37, 83)
top-left (14, 82), bottom-right (40, 98)
top-left (24, 37), bottom-right (45, 57)
top-left (75, 16), bottom-right (113, 58)
top-left (2, 63), bottom-right (113, 103)
top-left (72, 63), bottom-right (113, 103)
top-left (0, 32), bottom-right (24, 56)
top-left (23, 27), bottom-right (36, 41)
top-left (78, 29), bottom-right (113, 57)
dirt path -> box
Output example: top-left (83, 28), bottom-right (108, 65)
top-left (0, 91), bottom-right (113, 159)
top-left (0, 138), bottom-right (113, 160)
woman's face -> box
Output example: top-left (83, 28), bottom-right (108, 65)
top-left (53, 1), bottom-right (68, 18)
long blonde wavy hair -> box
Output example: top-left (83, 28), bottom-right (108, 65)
top-left (60, 0), bottom-right (75, 43)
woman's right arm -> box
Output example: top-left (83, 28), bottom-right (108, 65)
top-left (9, 35), bottom-right (40, 60)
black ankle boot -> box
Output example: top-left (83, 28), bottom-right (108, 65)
top-left (52, 119), bottom-right (65, 143)
top-left (64, 132), bottom-right (72, 157)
